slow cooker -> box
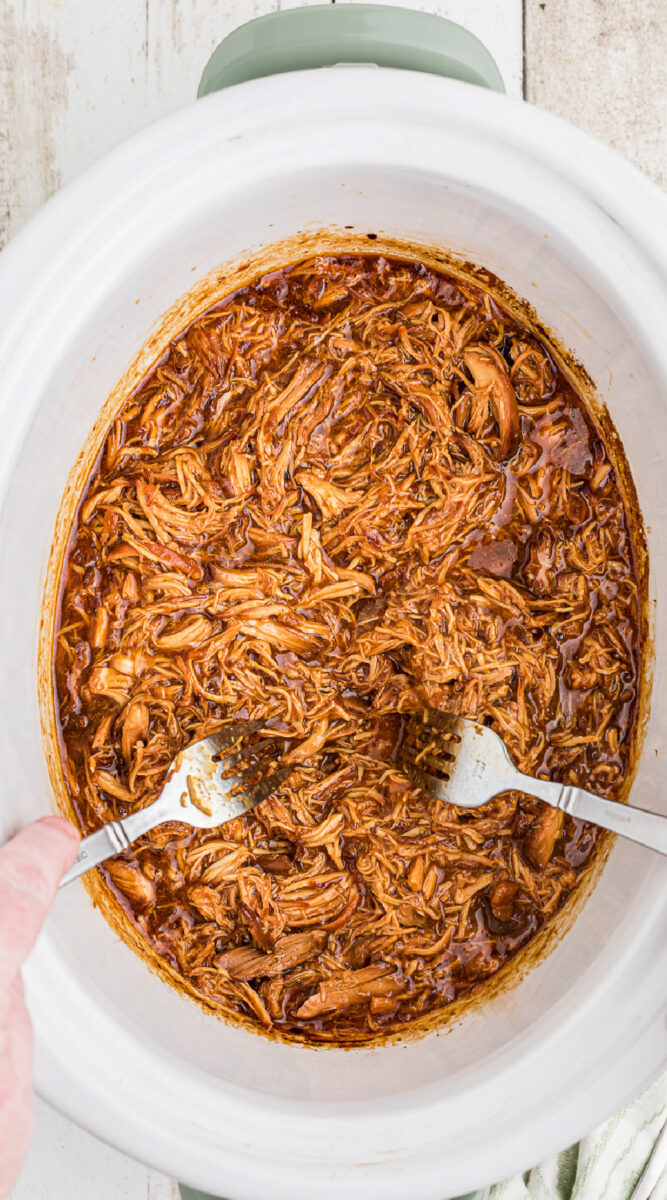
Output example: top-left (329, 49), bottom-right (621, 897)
top-left (0, 7), bottom-right (665, 1198)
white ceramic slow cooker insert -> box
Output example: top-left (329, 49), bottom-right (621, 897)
top-left (0, 65), bottom-right (665, 1200)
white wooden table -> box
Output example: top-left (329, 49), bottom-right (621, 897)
top-left (1, 1), bottom-right (665, 1196)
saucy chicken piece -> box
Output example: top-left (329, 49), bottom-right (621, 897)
top-left (524, 807), bottom-right (565, 869)
top-left (462, 343), bottom-right (520, 459)
top-left (489, 879), bottom-right (520, 923)
top-left (105, 859), bottom-right (155, 908)
top-left (296, 965), bottom-right (402, 1019)
top-left (216, 931), bottom-right (327, 980)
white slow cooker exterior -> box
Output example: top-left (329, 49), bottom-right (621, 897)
top-left (0, 69), bottom-right (665, 1199)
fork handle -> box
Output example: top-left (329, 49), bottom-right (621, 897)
top-left (523, 776), bottom-right (667, 857)
top-left (59, 793), bottom-right (173, 887)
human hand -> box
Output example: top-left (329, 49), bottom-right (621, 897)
top-left (0, 817), bottom-right (79, 1198)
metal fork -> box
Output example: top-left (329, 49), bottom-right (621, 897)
top-left (399, 709), bottom-right (667, 856)
top-left (59, 719), bottom-right (292, 887)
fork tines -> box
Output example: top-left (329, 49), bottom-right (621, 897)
top-left (410, 708), bottom-right (464, 738)
top-left (399, 710), bottom-right (463, 794)
top-left (216, 727), bottom-right (293, 805)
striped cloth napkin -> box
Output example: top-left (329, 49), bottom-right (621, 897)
top-left (482, 1072), bottom-right (667, 1200)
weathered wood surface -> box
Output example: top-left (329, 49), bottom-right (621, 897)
top-left (11, 1098), bottom-right (179, 1199)
top-left (525, 0), bottom-right (667, 189)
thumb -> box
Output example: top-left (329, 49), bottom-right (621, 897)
top-left (0, 817), bottom-right (80, 988)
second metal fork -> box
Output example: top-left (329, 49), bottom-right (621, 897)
top-left (400, 709), bottom-right (667, 856)
top-left (60, 719), bottom-right (292, 886)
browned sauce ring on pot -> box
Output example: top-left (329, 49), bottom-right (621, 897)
top-left (54, 254), bottom-right (641, 1042)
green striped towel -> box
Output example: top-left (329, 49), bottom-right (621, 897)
top-left (484, 1072), bottom-right (667, 1200)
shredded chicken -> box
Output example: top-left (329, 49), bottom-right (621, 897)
top-left (55, 254), bottom-right (642, 1043)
